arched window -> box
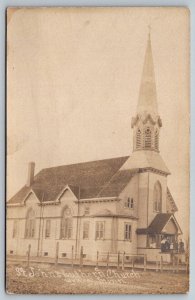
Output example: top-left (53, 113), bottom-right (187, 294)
top-left (144, 128), bottom-right (152, 149)
top-left (136, 129), bottom-right (142, 149)
top-left (153, 182), bottom-right (162, 212)
top-left (60, 206), bottom-right (72, 239)
top-left (154, 130), bottom-right (159, 151)
top-left (25, 208), bottom-right (36, 238)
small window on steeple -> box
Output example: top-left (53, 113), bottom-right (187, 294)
top-left (144, 128), bottom-right (152, 149)
top-left (154, 130), bottom-right (159, 151)
top-left (136, 129), bottom-right (142, 149)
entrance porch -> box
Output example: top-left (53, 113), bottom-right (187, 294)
top-left (137, 213), bottom-right (183, 262)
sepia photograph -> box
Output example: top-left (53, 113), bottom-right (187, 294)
top-left (6, 7), bottom-right (190, 294)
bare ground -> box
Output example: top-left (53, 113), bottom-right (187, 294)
top-left (6, 263), bottom-right (189, 295)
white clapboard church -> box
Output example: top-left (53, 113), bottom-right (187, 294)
top-left (7, 32), bottom-right (182, 262)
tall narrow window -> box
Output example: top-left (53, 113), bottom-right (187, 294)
top-left (95, 222), bottom-right (104, 240)
top-left (124, 223), bottom-right (132, 241)
top-left (136, 129), bottom-right (142, 149)
top-left (12, 220), bottom-right (18, 238)
top-left (61, 207), bottom-right (73, 239)
top-left (25, 208), bottom-right (36, 238)
top-left (45, 219), bottom-right (51, 238)
top-left (144, 128), bottom-right (152, 149)
top-left (154, 130), bottom-right (159, 151)
top-left (153, 181), bottom-right (162, 212)
top-left (83, 221), bottom-right (89, 239)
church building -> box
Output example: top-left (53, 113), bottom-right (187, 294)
top-left (7, 32), bottom-right (182, 262)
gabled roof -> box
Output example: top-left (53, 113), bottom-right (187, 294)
top-left (146, 213), bottom-right (173, 233)
top-left (8, 156), bottom-right (131, 204)
top-left (137, 213), bottom-right (182, 235)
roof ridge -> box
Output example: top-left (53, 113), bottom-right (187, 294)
top-left (41, 155), bottom-right (130, 171)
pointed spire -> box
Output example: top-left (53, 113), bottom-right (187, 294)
top-left (137, 27), bottom-right (158, 116)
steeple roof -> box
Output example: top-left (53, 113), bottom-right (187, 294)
top-left (137, 31), bottom-right (158, 116)
top-left (120, 150), bottom-right (170, 175)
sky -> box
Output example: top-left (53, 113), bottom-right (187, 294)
top-left (7, 7), bottom-right (189, 237)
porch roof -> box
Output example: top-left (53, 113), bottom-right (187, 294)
top-left (136, 213), bottom-right (182, 235)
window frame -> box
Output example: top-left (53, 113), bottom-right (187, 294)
top-left (130, 198), bottom-right (134, 209)
top-left (45, 219), bottom-right (51, 238)
top-left (125, 197), bottom-right (134, 209)
top-left (12, 219), bottom-right (18, 239)
top-left (83, 221), bottom-right (90, 239)
top-left (60, 206), bottom-right (73, 240)
top-left (95, 221), bottom-right (105, 240)
top-left (124, 223), bottom-right (132, 241)
top-left (153, 181), bottom-right (162, 213)
top-left (25, 208), bottom-right (36, 239)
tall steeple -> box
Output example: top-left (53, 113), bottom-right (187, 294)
top-left (131, 29), bottom-right (162, 152)
top-left (120, 29), bottom-right (169, 174)
top-left (137, 30), bottom-right (158, 116)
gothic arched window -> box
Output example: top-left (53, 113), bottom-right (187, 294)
top-left (136, 129), bottom-right (142, 149)
top-left (60, 206), bottom-right (72, 239)
top-left (25, 208), bottom-right (36, 238)
top-left (153, 181), bottom-right (162, 212)
top-left (154, 130), bottom-right (159, 151)
top-left (144, 128), bottom-right (152, 149)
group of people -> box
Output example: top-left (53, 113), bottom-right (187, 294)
top-left (160, 237), bottom-right (185, 253)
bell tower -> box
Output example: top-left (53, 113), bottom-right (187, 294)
top-left (120, 29), bottom-right (170, 229)
top-left (131, 30), bottom-right (162, 152)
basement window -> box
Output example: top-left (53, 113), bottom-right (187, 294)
top-left (62, 253), bottom-right (67, 258)
top-left (44, 252), bottom-right (48, 256)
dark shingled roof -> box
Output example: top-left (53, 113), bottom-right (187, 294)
top-left (98, 169), bottom-right (134, 197)
top-left (8, 156), bottom-right (132, 204)
top-left (136, 213), bottom-right (173, 234)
